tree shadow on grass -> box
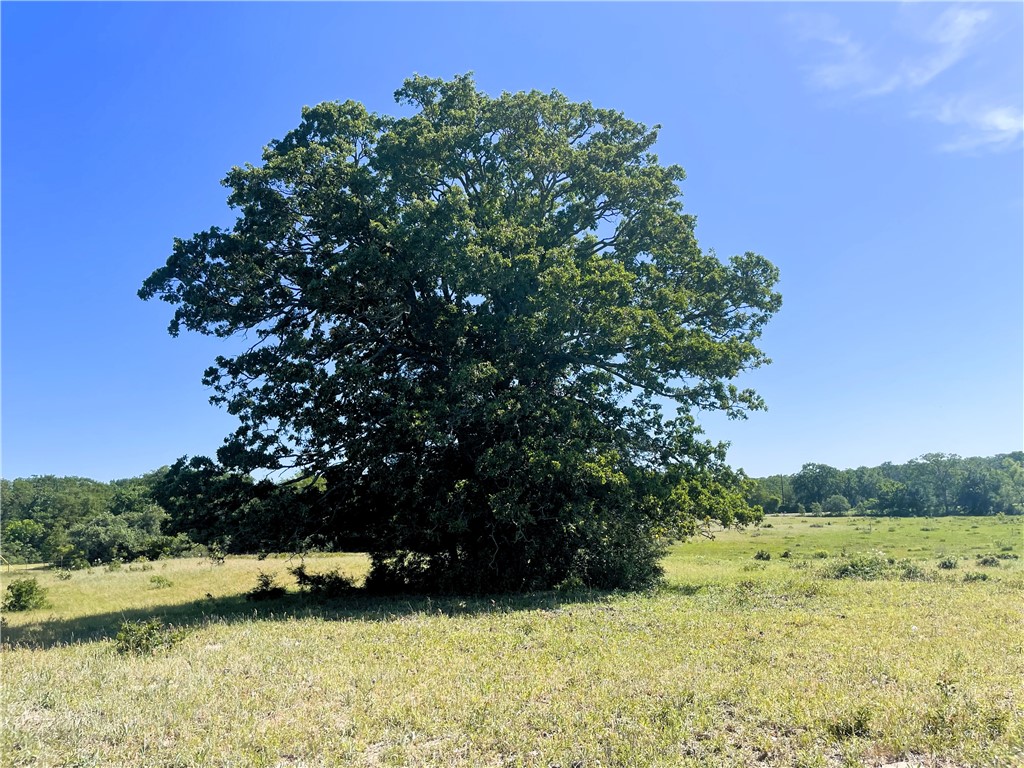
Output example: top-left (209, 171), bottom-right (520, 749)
top-left (1, 588), bottom-right (617, 650)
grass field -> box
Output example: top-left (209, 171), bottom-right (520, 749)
top-left (2, 515), bottom-right (1022, 767)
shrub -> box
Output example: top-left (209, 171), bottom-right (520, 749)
top-left (555, 572), bottom-right (587, 593)
top-left (898, 562), bottom-right (929, 581)
top-left (290, 564), bottom-right (355, 599)
top-left (55, 569), bottom-right (72, 581)
top-left (149, 575), bottom-right (174, 589)
top-left (2, 578), bottom-right (49, 611)
top-left (115, 619), bottom-right (186, 655)
top-left (937, 556), bottom-right (958, 570)
top-left (780, 550), bottom-right (792, 559)
top-left (246, 571), bottom-right (287, 601)
top-left (812, 550), bottom-right (830, 559)
top-left (753, 550), bottom-right (771, 561)
top-left (963, 571), bottom-right (990, 583)
top-left (823, 552), bottom-right (892, 580)
top-left (976, 555), bottom-right (1000, 567)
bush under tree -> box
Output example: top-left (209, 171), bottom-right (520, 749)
top-left (140, 74), bottom-right (780, 592)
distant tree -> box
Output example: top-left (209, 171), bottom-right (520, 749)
top-left (822, 494), bottom-right (851, 515)
top-left (791, 463), bottom-right (841, 508)
top-left (42, 526), bottom-right (83, 569)
top-left (1, 519), bottom-right (47, 563)
top-left (748, 474), bottom-right (794, 512)
top-left (139, 74), bottom-right (780, 592)
top-left (875, 479), bottom-right (928, 517)
top-left (995, 457), bottom-right (1024, 515)
top-left (912, 453), bottom-right (961, 516)
top-left (743, 478), bottom-right (781, 514)
top-left (954, 463), bottom-right (998, 516)
top-left (846, 466), bottom-right (884, 508)
top-left (68, 512), bottom-right (138, 564)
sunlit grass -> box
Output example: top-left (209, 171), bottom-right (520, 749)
top-left (2, 516), bottom-right (1022, 767)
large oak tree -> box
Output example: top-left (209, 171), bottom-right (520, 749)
top-left (141, 75), bottom-right (781, 592)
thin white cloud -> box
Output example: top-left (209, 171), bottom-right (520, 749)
top-left (929, 100), bottom-right (1024, 153)
top-left (790, 6), bottom-right (1021, 154)
top-left (812, 35), bottom-right (874, 92)
top-left (866, 7), bottom-right (989, 95)
top-left (792, 14), bottom-right (879, 93)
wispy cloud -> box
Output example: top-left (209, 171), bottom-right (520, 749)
top-left (792, 14), bottom-right (880, 94)
top-left (929, 100), bottom-right (1024, 154)
top-left (790, 5), bottom-right (1021, 154)
top-left (867, 8), bottom-right (989, 95)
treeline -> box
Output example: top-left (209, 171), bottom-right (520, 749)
top-left (1, 470), bottom-right (191, 566)
top-left (3, 451), bottom-right (1021, 567)
top-left (747, 452), bottom-right (1024, 517)
top-left (0, 457), bottom-right (367, 567)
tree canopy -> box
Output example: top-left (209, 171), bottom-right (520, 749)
top-left (140, 75), bottom-right (781, 592)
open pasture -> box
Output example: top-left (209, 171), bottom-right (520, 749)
top-left (2, 516), bottom-right (1022, 767)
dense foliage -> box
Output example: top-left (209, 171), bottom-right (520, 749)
top-left (0, 472), bottom-right (196, 566)
top-left (149, 456), bottom-right (370, 554)
top-left (0, 463), bottom-right (347, 566)
top-left (747, 452), bottom-right (1024, 517)
top-left (139, 75), bottom-right (780, 592)
top-left (2, 577), bottom-right (49, 611)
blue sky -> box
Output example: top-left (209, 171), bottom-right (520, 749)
top-left (2, 2), bottom-right (1021, 482)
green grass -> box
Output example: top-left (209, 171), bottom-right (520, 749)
top-left (2, 516), bottom-right (1022, 767)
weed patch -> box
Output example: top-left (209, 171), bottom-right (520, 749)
top-left (820, 552), bottom-right (932, 582)
top-left (822, 553), bottom-right (891, 580)
top-left (148, 575), bottom-right (174, 589)
top-left (114, 619), bottom-right (187, 655)
top-left (825, 706), bottom-right (872, 739)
